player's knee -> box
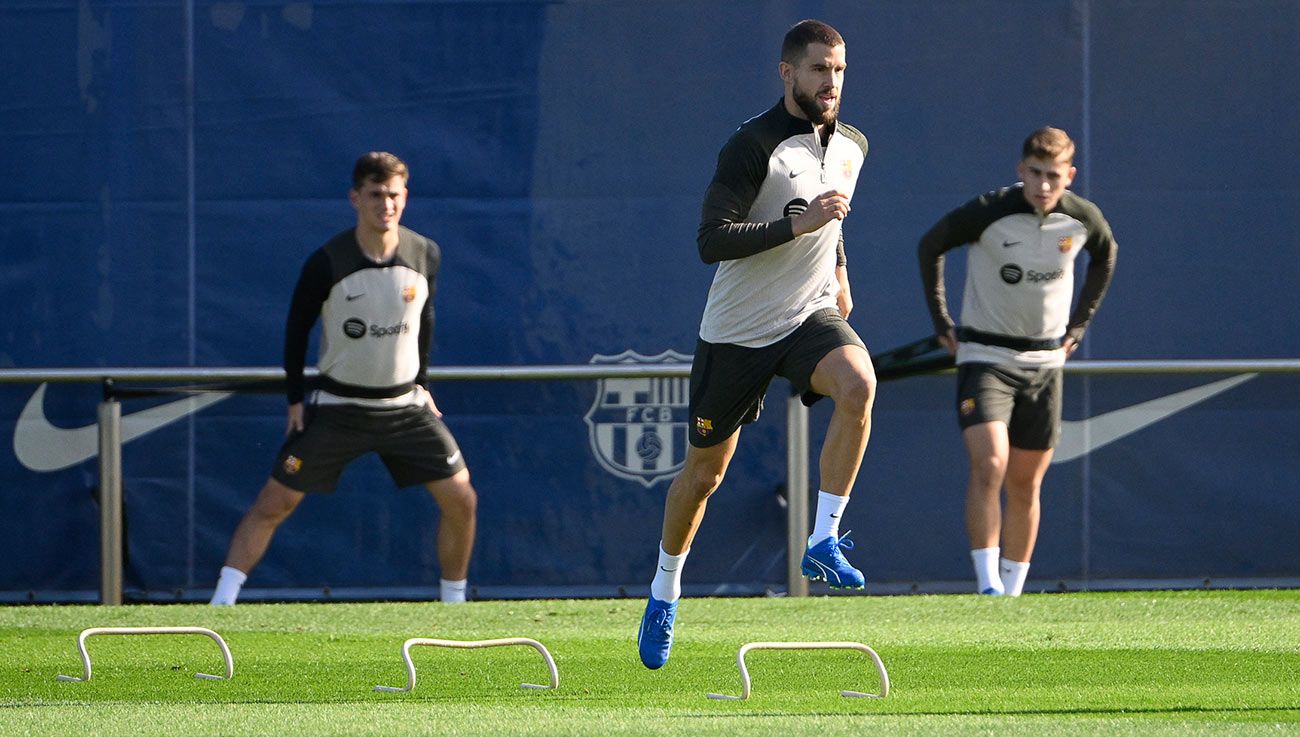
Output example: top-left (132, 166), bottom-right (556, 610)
top-left (1003, 476), bottom-right (1042, 504)
top-left (834, 369), bottom-right (876, 416)
top-left (970, 453), bottom-right (1007, 485)
top-left (436, 479), bottom-right (477, 520)
top-left (249, 482), bottom-right (302, 523)
top-left (679, 463), bottom-right (726, 499)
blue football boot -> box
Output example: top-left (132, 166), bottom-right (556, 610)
top-left (801, 532), bottom-right (866, 589)
top-left (637, 596), bottom-right (678, 669)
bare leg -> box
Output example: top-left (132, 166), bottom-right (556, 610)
top-left (659, 433), bottom-right (740, 555)
top-left (223, 478), bottom-right (305, 573)
top-left (425, 468), bottom-right (477, 581)
top-left (808, 345), bottom-right (877, 496)
top-left (962, 422), bottom-right (1010, 550)
top-left (1000, 447), bottom-right (1053, 562)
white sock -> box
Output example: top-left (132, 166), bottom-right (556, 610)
top-left (809, 490), bottom-right (850, 545)
top-left (210, 565), bottom-right (247, 606)
top-left (440, 578), bottom-right (468, 604)
top-left (650, 544), bottom-right (689, 602)
top-left (1000, 558), bottom-right (1031, 597)
top-left (971, 548), bottom-right (1004, 594)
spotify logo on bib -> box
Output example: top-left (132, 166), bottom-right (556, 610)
top-left (343, 318), bottom-right (367, 339)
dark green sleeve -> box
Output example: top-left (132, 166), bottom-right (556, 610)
top-left (1066, 217), bottom-right (1118, 343)
top-left (284, 249), bottom-right (330, 405)
top-left (697, 130), bottom-right (795, 264)
top-left (417, 239), bottom-right (440, 387)
top-left (917, 193), bottom-right (995, 334)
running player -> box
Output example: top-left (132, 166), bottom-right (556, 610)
top-left (638, 19), bottom-right (876, 670)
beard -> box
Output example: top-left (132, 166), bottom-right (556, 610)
top-left (792, 83), bottom-right (840, 127)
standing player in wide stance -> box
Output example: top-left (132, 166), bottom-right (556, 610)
top-left (918, 127), bottom-right (1117, 596)
top-left (638, 19), bottom-right (876, 669)
top-left (210, 152), bottom-right (477, 606)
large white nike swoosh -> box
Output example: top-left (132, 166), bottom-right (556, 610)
top-left (14, 383), bottom-right (233, 472)
top-left (1053, 373), bottom-right (1255, 463)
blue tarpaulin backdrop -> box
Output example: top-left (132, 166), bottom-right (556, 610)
top-left (0, 1), bottom-right (1296, 600)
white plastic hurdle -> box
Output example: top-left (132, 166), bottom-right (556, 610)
top-left (706, 641), bottom-right (890, 701)
top-left (373, 637), bottom-right (559, 694)
top-left (56, 626), bottom-right (234, 683)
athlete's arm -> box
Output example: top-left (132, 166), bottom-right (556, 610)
top-left (917, 214), bottom-right (970, 339)
top-left (1064, 223), bottom-right (1118, 345)
top-left (696, 130), bottom-right (794, 263)
top-left (286, 403), bottom-right (304, 433)
top-left (416, 243), bottom-right (439, 390)
top-left (835, 263), bottom-right (853, 318)
top-left (283, 249), bottom-right (331, 405)
top-left (918, 191), bottom-right (1007, 342)
top-left (835, 231), bottom-right (851, 317)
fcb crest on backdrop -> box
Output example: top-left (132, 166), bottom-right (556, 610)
top-left (584, 350), bottom-right (691, 487)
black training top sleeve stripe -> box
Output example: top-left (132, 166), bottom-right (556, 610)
top-left (836, 122), bottom-right (870, 157)
top-left (283, 247), bottom-right (332, 405)
top-left (417, 245), bottom-right (439, 386)
top-left (697, 130), bottom-right (796, 262)
top-left (1057, 193), bottom-right (1118, 341)
top-left (697, 101), bottom-right (804, 264)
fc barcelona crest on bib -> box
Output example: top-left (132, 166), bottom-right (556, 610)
top-left (584, 350), bottom-right (691, 487)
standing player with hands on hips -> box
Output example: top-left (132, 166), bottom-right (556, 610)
top-left (210, 152), bottom-right (478, 606)
top-left (638, 19), bottom-right (877, 670)
top-left (918, 128), bottom-right (1117, 596)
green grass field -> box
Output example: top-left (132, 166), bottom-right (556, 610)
top-left (2, 590), bottom-right (1298, 736)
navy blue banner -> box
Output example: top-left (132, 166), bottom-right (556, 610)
top-left (1, 1), bottom-right (1296, 599)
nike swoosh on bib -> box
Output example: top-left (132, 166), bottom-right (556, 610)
top-left (1053, 373), bottom-right (1255, 464)
top-left (14, 383), bottom-right (233, 472)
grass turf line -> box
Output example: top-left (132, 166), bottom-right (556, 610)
top-left (1, 590), bottom-right (1297, 736)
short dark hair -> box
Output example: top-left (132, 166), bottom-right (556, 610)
top-left (1022, 127), bottom-right (1075, 163)
top-left (351, 151), bottom-right (409, 189)
top-left (781, 19), bottom-right (844, 64)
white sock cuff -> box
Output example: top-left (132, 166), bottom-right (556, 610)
top-left (440, 578), bottom-right (468, 603)
top-left (817, 489), bottom-right (850, 505)
top-left (220, 566), bottom-right (248, 586)
top-left (970, 548), bottom-right (1003, 593)
top-left (999, 557), bottom-right (1031, 597)
top-left (658, 543), bottom-right (689, 565)
top-left (810, 491), bottom-right (851, 544)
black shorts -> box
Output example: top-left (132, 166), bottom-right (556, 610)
top-left (689, 308), bottom-right (866, 448)
top-left (956, 363), bottom-right (1062, 450)
top-left (271, 402), bottom-right (466, 493)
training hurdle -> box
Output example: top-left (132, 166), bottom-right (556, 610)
top-left (373, 637), bottom-right (559, 693)
top-left (706, 641), bottom-right (889, 701)
top-left (56, 626), bottom-right (234, 683)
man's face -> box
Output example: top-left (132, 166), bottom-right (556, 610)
top-left (1017, 154), bottom-right (1076, 214)
top-left (783, 42), bottom-right (846, 126)
top-left (349, 175), bottom-right (407, 233)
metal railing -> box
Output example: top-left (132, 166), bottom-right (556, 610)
top-left (3, 358), bottom-right (1298, 605)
